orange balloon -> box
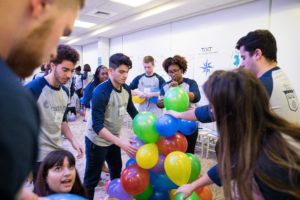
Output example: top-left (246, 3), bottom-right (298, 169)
top-left (156, 132), bottom-right (188, 156)
top-left (197, 186), bottom-right (212, 200)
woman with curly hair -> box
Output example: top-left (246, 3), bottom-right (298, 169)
top-left (157, 55), bottom-right (201, 153)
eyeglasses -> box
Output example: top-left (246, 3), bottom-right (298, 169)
top-left (168, 69), bottom-right (181, 75)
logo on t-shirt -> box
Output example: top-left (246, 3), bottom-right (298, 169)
top-left (284, 89), bottom-right (298, 112)
top-left (43, 100), bottom-right (49, 109)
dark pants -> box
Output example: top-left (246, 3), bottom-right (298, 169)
top-left (76, 89), bottom-right (83, 99)
top-left (84, 137), bottom-right (122, 200)
top-left (185, 127), bottom-right (199, 154)
top-left (32, 162), bottom-right (41, 183)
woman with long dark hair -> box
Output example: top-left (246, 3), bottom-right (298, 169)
top-left (171, 69), bottom-right (300, 199)
top-left (33, 149), bottom-right (87, 197)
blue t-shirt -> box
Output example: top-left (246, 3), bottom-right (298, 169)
top-left (85, 79), bottom-right (138, 146)
top-left (0, 58), bottom-right (39, 199)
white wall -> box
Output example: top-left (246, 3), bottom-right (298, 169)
top-left (82, 42), bottom-right (98, 73)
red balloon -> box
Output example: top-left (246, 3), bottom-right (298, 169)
top-left (156, 132), bottom-right (188, 156)
top-left (105, 180), bottom-right (111, 192)
top-left (120, 164), bottom-right (150, 195)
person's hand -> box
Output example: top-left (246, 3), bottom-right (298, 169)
top-left (165, 110), bottom-right (181, 118)
top-left (119, 139), bottom-right (138, 157)
top-left (71, 140), bottom-right (84, 159)
top-left (145, 93), bottom-right (154, 98)
top-left (27, 172), bottom-right (33, 184)
top-left (174, 184), bottom-right (194, 199)
top-left (137, 92), bottom-right (145, 99)
top-left (19, 187), bottom-right (39, 200)
top-left (80, 88), bottom-right (84, 95)
top-left (169, 81), bottom-right (178, 87)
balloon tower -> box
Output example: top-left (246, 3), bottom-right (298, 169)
top-left (106, 87), bottom-right (212, 200)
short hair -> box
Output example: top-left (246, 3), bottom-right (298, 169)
top-left (143, 56), bottom-right (154, 65)
top-left (83, 64), bottom-right (91, 72)
top-left (33, 149), bottom-right (87, 197)
top-left (75, 66), bottom-right (81, 71)
top-left (109, 53), bottom-right (132, 70)
top-left (162, 55), bottom-right (187, 74)
top-left (236, 29), bottom-right (277, 62)
top-left (51, 44), bottom-right (79, 65)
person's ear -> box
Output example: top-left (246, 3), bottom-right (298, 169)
top-left (254, 49), bottom-right (263, 60)
top-left (50, 62), bottom-right (55, 71)
top-left (30, 0), bottom-right (53, 19)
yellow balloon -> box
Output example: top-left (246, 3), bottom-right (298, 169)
top-left (169, 189), bottom-right (177, 200)
top-left (132, 95), bottom-right (145, 104)
top-left (164, 151), bottom-right (191, 186)
top-left (136, 143), bottom-right (159, 169)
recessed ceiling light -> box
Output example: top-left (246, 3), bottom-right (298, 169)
top-left (90, 26), bottom-right (114, 36)
top-left (74, 20), bottom-right (96, 28)
top-left (110, 0), bottom-right (152, 7)
top-left (66, 38), bottom-right (81, 45)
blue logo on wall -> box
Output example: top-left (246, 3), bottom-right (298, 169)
top-left (233, 54), bottom-right (240, 67)
top-left (201, 59), bottom-right (214, 75)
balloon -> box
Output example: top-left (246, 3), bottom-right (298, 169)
top-left (155, 114), bottom-right (179, 137)
top-left (156, 132), bottom-right (188, 156)
top-left (129, 136), bottom-right (145, 160)
top-left (66, 114), bottom-right (69, 121)
top-left (121, 164), bottom-right (150, 195)
top-left (46, 194), bottom-right (87, 200)
top-left (164, 87), bottom-right (189, 112)
top-left (132, 95), bottom-right (145, 104)
top-left (174, 192), bottom-right (199, 200)
top-left (136, 143), bottom-right (159, 169)
top-left (150, 89), bottom-right (160, 103)
top-left (149, 189), bottom-right (169, 200)
top-left (133, 183), bottom-right (153, 200)
top-left (79, 109), bottom-right (84, 116)
top-left (165, 151), bottom-right (191, 186)
top-left (170, 189), bottom-right (177, 200)
top-left (126, 158), bottom-right (137, 167)
top-left (150, 154), bottom-right (166, 174)
top-left (132, 112), bottom-right (159, 143)
top-left (80, 97), bottom-right (84, 103)
top-left (149, 172), bottom-right (178, 191)
top-left (69, 114), bottom-right (76, 122)
top-left (107, 178), bottom-right (132, 200)
top-left (83, 111), bottom-right (86, 117)
top-left (178, 119), bottom-right (197, 135)
top-left (196, 186), bottom-right (212, 200)
top-left (186, 153), bottom-right (201, 183)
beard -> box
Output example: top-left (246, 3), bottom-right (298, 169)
top-left (6, 18), bottom-right (55, 78)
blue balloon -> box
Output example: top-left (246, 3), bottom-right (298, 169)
top-left (126, 158), bottom-right (137, 167)
top-left (149, 188), bottom-right (170, 200)
top-left (80, 97), bottom-right (84, 103)
top-left (178, 119), bottom-right (198, 135)
top-left (149, 171), bottom-right (178, 191)
top-left (150, 89), bottom-right (160, 103)
top-left (155, 114), bottom-right (179, 137)
top-left (46, 194), bottom-right (87, 200)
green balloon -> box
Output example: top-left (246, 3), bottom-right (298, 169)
top-left (132, 112), bottom-right (160, 143)
top-left (66, 114), bottom-right (69, 122)
top-left (133, 183), bottom-right (153, 200)
top-left (164, 87), bottom-right (189, 112)
top-left (174, 192), bottom-right (199, 200)
top-left (186, 153), bottom-right (201, 183)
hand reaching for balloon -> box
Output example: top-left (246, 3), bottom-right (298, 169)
top-left (174, 184), bottom-right (194, 199)
top-left (165, 110), bottom-right (181, 119)
top-left (119, 139), bottom-right (138, 157)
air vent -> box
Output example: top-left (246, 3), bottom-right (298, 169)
top-left (87, 10), bottom-right (117, 19)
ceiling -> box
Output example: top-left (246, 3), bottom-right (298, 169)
top-left (61, 0), bottom-right (257, 46)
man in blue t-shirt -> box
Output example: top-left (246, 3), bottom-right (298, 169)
top-left (84, 53), bottom-right (138, 200)
top-left (0, 1), bottom-right (85, 199)
top-left (26, 45), bottom-right (84, 182)
top-left (169, 30), bottom-right (300, 199)
top-left (130, 56), bottom-right (165, 117)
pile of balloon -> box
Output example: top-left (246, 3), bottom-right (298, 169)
top-left (67, 113), bottom-right (76, 122)
top-left (106, 87), bottom-right (213, 200)
top-left (79, 109), bottom-right (86, 117)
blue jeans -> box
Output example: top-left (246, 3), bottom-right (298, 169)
top-left (83, 137), bottom-right (122, 200)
